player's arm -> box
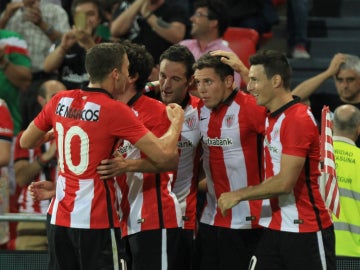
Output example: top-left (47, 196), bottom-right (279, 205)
top-left (14, 159), bottom-right (41, 187)
top-left (97, 137), bottom-right (179, 179)
top-left (98, 103), bottom-right (183, 178)
top-left (15, 142), bottom-right (56, 187)
top-left (20, 121), bottom-right (49, 149)
top-left (0, 140), bottom-right (11, 167)
top-left (218, 154), bottom-right (305, 216)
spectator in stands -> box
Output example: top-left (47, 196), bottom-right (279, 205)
top-left (0, 99), bottom-right (13, 250)
top-left (217, 49), bottom-right (335, 270)
top-left (0, 2), bottom-right (22, 29)
top-left (332, 104), bottom-right (360, 258)
top-left (287, 0), bottom-right (310, 58)
top-left (44, 0), bottom-right (110, 90)
top-left (99, 0), bottom-right (121, 26)
top-left (179, 0), bottom-right (245, 88)
top-left (13, 80), bottom-right (64, 251)
top-left (292, 53), bottom-right (360, 146)
top-left (223, 0), bottom-right (278, 35)
top-left (110, 0), bottom-right (188, 80)
top-left (0, 30), bottom-right (31, 136)
top-left (1, 0), bottom-right (70, 129)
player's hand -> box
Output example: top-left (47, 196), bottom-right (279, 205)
top-left (218, 191), bottom-right (241, 216)
top-left (28, 181), bottom-right (56, 201)
top-left (97, 151), bottom-right (128, 179)
top-left (166, 103), bottom-right (184, 126)
top-left (210, 50), bottom-right (248, 74)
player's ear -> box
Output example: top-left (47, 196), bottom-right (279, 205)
top-left (128, 72), bottom-right (139, 84)
top-left (224, 75), bottom-right (234, 88)
top-left (111, 68), bottom-right (120, 80)
top-left (272, 74), bottom-right (282, 88)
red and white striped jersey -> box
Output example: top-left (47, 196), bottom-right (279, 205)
top-left (14, 131), bottom-right (56, 214)
top-left (116, 94), bottom-right (182, 236)
top-left (172, 94), bottom-right (201, 230)
top-left (34, 87), bottom-right (149, 229)
top-left (0, 99), bottom-right (13, 141)
top-left (259, 100), bottom-right (332, 232)
top-left (0, 99), bottom-right (13, 177)
top-left (199, 90), bottom-right (266, 229)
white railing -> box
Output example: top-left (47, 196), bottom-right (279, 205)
top-left (0, 213), bottom-right (46, 222)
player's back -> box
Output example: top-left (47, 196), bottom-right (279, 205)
top-left (34, 88), bottom-right (148, 228)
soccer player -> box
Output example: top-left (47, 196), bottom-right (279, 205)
top-left (216, 49), bottom-right (335, 270)
top-left (157, 44), bottom-right (201, 269)
top-left (111, 40), bottom-right (185, 270)
top-left (193, 53), bottom-right (266, 270)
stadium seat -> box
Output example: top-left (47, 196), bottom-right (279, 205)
top-left (272, 0), bottom-right (287, 6)
top-left (223, 27), bottom-right (259, 67)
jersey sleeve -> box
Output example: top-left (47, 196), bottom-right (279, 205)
top-left (33, 95), bottom-right (58, 132)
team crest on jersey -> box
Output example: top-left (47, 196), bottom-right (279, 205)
top-left (185, 115), bottom-right (197, 130)
top-left (118, 141), bottom-right (134, 156)
top-left (225, 115), bottom-right (235, 128)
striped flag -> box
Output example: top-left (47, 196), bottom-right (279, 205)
top-left (319, 106), bottom-right (340, 218)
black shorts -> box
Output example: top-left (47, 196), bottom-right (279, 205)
top-left (250, 226), bottom-right (336, 270)
top-left (181, 229), bottom-right (195, 270)
top-left (195, 223), bottom-right (263, 270)
top-left (48, 222), bottom-right (124, 270)
top-left (126, 228), bottom-right (186, 270)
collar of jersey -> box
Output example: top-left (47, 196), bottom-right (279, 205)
top-left (180, 92), bottom-right (191, 109)
top-left (269, 95), bottom-right (300, 118)
top-left (213, 87), bottom-right (239, 111)
top-left (81, 86), bottom-right (113, 99)
top-left (127, 91), bottom-right (143, 107)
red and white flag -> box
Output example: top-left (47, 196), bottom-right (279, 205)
top-left (319, 106), bottom-right (340, 218)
